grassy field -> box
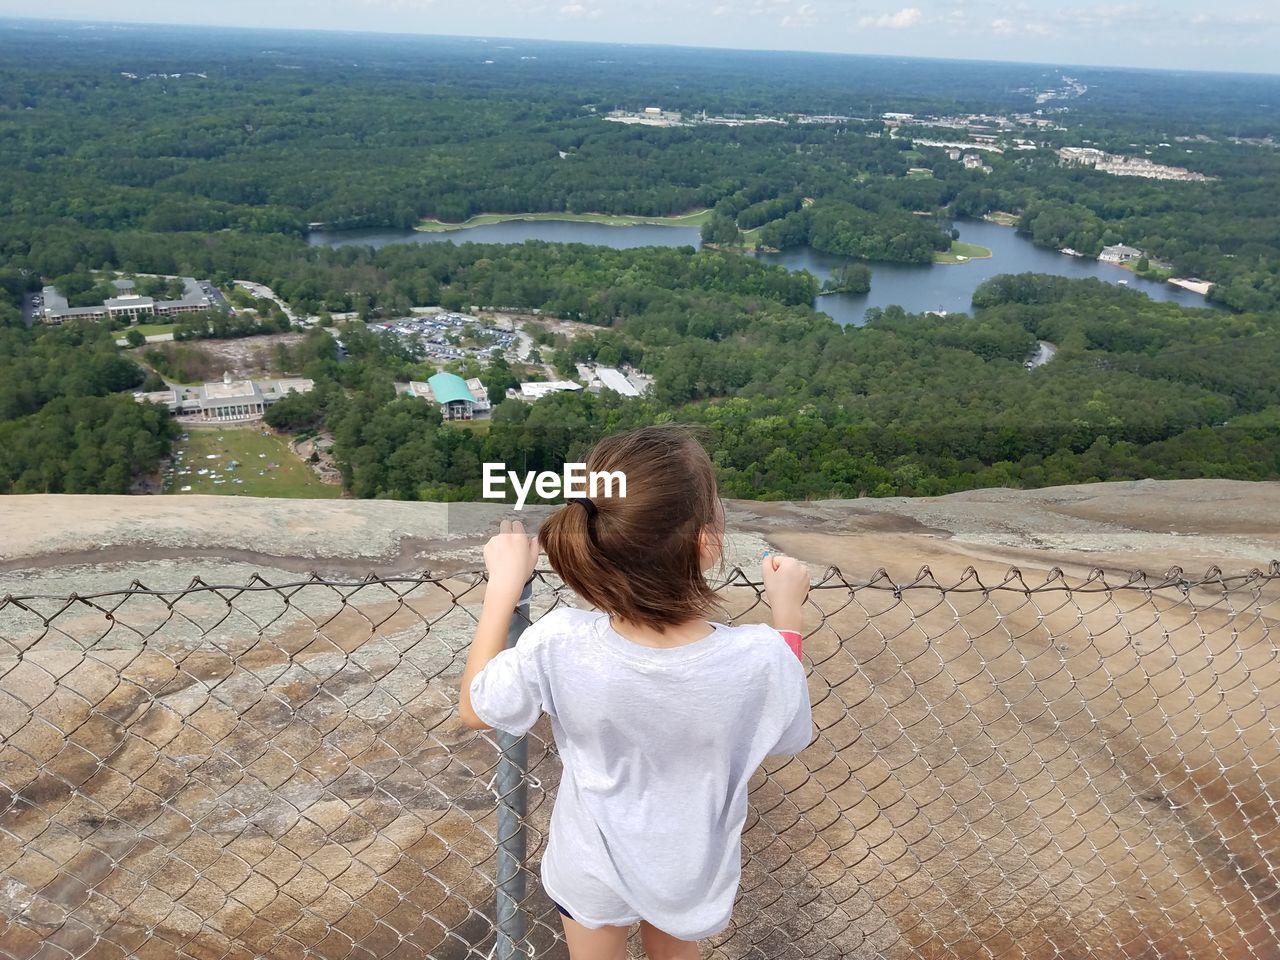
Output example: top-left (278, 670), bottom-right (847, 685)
top-left (416, 209), bottom-right (712, 232)
top-left (164, 426), bottom-right (342, 498)
top-left (935, 240), bottom-right (993, 264)
top-left (1117, 260), bottom-right (1175, 282)
top-left (128, 322), bottom-right (177, 337)
top-left (982, 211), bottom-right (1020, 227)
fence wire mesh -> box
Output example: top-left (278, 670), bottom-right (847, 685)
top-left (2, 562), bottom-right (1279, 960)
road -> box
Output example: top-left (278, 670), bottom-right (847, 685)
top-left (512, 327), bottom-right (535, 361)
top-left (233, 279), bottom-right (301, 322)
top-left (1028, 340), bottom-right (1058, 369)
top-left (482, 311), bottom-right (537, 361)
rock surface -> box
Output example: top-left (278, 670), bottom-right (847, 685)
top-left (2, 478), bottom-right (1277, 596)
top-left (1, 482), bottom-right (1278, 960)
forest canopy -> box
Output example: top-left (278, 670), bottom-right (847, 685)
top-left (2, 21), bottom-right (1279, 304)
top-left (2, 19), bottom-right (1279, 499)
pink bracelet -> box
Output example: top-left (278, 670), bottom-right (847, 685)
top-left (778, 629), bottom-right (803, 660)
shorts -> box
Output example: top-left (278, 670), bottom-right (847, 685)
top-left (552, 900), bottom-right (574, 921)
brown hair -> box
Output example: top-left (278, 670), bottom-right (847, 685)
top-left (539, 425), bottom-right (722, 632)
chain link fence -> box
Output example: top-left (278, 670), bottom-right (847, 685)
top-left (2, 562), bottom-right (1279, 960)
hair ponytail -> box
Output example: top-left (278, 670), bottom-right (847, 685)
top-left (540, 499), bottom-right (601, 598)
top-left (538, 426), bottom-right (721, 632)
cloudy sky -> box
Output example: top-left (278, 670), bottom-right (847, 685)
top-left (9, 1), bottom-right (1279, 74)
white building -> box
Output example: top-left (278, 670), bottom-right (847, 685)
top-left (408, 372), bottom-right (490, 421)
top-left (518, 381), bottom-right (584, 401)
top-left (465, 377), bottom-right (491, 414)
top-left (1100, 244), bottom-right (1144, 263)
top-left (594, 366), bottom-right (641, 398)
top-left (134, 372), bottom-right (314, 421)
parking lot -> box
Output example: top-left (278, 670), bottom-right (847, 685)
top-left (22, 290), bottom-right (43, 327)
top-left (200, 279), bottom-right (231, 311)
top-left (372, 311), bottom-right (517, 363)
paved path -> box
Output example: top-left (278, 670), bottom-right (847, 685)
top-left (1028, 340), bottom-right (1058, 368)
top-left (233, 280), bottom-right (297, 321)
top-left (512, 327), bottom-right (535, 361)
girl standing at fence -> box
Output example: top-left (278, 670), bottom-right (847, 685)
top-left (459, 426), bottom-right (813, 960)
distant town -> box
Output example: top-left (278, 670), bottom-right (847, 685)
top-left (1057, 147), bottom-right (1216, 183)
top-left (603, 105), bottom-right (1064, 140)
top-left (601, 98), bottom-right (1241, 188)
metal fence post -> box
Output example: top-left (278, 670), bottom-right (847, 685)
top-left (495, 579), bottom-right (532, 960)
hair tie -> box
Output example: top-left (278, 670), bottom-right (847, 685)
top-left (574, 496), bottom-right (598, 519)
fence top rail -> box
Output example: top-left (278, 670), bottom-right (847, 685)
top-left (2, 561), bottom-right (1277, 606)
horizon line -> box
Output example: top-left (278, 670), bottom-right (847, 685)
top-left (3, 14), bottom-right (1279, 80)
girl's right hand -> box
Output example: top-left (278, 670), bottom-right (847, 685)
top-left (484, 519), bottom-right (540, 600)
top-left (762, 553), bottom-right (809, 631)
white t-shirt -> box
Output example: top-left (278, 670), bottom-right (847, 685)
top-left (468, 606), bottom-right (813, 940)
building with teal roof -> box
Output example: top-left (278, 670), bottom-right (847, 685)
top-left (409, 372), bottom-right (488, 421)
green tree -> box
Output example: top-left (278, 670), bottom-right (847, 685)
top-left (700, 213), bottom-right (743, 248)
top-left (824, 263), bottom-right (872, 295)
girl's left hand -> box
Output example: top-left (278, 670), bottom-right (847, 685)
top-left (484, 519), bottom-right (540, 596)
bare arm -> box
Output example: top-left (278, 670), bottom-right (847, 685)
top-left (458, 519), bottom-right (540, 730)
top-left (762, 553), bottom-right (809, 633)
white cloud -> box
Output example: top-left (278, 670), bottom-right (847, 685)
top-left (558, 2), bottom-right (600, 16)
top-left (989, 16), bottom-right (1052, 36)
top-left (711, 3), bottom-right (731, 14)
top-left (1049, 4), bottom-right (1161, 29)
top-left (781, 2), bottom-right (817, 27)
top-left (1191, 10), bottom-right (1278, 29)
top-left (858, 7), bottom-right (922, 29)
top-left (358, 0), bottom-right (435, 9)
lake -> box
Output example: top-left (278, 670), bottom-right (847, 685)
top-left (307, 218), bottom-right (1217, 325)
top-left (311, 220), bottom-right (701, 251)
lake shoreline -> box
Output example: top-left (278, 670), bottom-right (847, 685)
top-left (982, 211), bottom-right (1021, 227)
top-left (934, 239), bottom-right (994, 264)
top-left (413, 209), bottom-right (712, 233)
top-left (308, 217), bottom-right (1220, 325)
